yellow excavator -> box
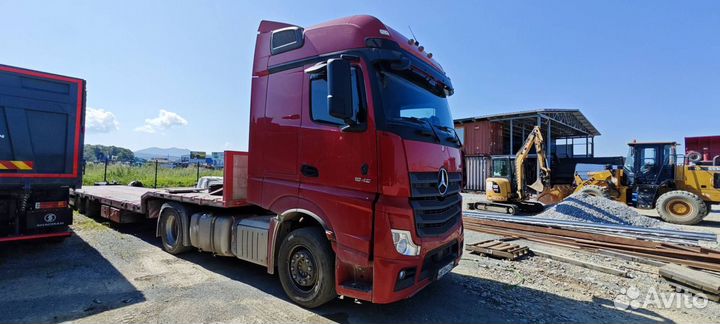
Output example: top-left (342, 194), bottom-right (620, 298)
top-left (471, 126), bottom-right (549, 214)
top-left (571, 142), bottom-right (720, 225)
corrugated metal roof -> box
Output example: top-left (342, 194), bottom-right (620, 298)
top-left (454, 109), bottom-right (601, 136)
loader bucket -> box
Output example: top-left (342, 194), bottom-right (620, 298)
top-left (537, 185), bottom-right (574, 205)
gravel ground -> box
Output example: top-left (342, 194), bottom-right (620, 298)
top-left (535, 193), bottom-right (664, 228)
top-left (1, 207), bottom-right (719, 323)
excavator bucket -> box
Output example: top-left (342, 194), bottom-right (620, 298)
top-left (528, 179), bottom-right (545, 193)
top-left (537, 185), bottom-right (574, 205)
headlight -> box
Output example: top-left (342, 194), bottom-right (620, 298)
top-left (391, 229), bottom-right (421, 256)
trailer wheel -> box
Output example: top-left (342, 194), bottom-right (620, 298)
top-left (159, 203), bottom-right (192, 255)
top-left (656, 190), bottom-right (707, 225)
top-left (278, 227), bottom-right (336, 308)
top-left (84, 199), bottom-right (101, 218)
top-left (578, 185), bottom-right (611, 199)
top-left (77, 198), bottom-right (87, 214)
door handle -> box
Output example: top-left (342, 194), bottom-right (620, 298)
top-left (301, 164), bottom-right (319, 177)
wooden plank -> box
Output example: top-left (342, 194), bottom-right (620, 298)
top-left (466, 241), bottom-right (530, 261)
top-left (660, 264), bottom-right (720, 294)
top-left (594, 249), bottom-right (667, 267)
top-left (532, 248), bottom-right (629, 277)
top-left (668, 280), bottom-right (720, 302)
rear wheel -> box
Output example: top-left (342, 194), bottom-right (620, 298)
top-left (77, 198), bottom-right (87, 214)
top-left (578, 184), bottom-right (611, 199)
top-left (278, 227), bottom-right (336, 308)
top-left (159, 203), bottom-right (192, 255)
top-left (656, 190), bottom-right (707, 225)
top-left (84, 199), bottom-right (101, 218)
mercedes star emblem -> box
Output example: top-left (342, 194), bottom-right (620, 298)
top-left (437, 168), bottom-right (449, 196)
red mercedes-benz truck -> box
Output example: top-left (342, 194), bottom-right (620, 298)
top-left (73, 15), bottom-right (462, 307)
top-left (0, 65), bottom-right (86, 242)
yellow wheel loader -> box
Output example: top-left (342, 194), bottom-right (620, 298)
top-left (472, 126), bottom-right (548, 214)
top-left (573, 142), bottom-right (720, 225)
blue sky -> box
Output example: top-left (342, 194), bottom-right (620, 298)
top-left (1, 0), bottom-right (718, 156)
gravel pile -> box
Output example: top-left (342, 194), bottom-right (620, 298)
top-left (535, 193), bottom-right (664, 228)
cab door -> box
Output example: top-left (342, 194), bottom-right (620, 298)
top-left (298, 62), bottom-right (377, 258)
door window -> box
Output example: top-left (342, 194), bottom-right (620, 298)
top-left (310, 67), bottom-right (364, 126)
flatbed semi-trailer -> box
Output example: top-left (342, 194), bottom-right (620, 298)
top-left (73, 16), bottom-right (464, 308)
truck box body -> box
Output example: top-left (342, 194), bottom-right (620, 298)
top-left (685, 136), bottom-right (720, 163)
top-left (0, 65), bottom-right (85, 241)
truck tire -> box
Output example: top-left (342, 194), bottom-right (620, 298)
top-left (278, 227), bottom-right (336, 308)
top-left (85, 199), bottom-right (101, 218)
top-left (656, 190), bottom-right (707, 225)
top-left (578, 184), bottom-right (611, 199)
top-left (159, 203), bottom-right (192, 255)
top-left (704, 202), bottom-right (713, 217)
top-left (77, 198), bottom-right (87, 214)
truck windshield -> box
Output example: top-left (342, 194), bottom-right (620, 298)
top-left (378, 70), bottom-right (458, 146)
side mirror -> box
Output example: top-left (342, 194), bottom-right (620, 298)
top-left (327, 58), bottom-right (353, 122)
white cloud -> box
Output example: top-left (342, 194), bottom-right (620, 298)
top-left (134, 109), bottom-right (188, 133)
top-left (86, 107), bottom-right (119, 133)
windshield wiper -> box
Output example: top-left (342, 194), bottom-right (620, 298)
top-left (433, 124), bottom-right (462, 145)
top-left (398, 117), bottom-right (441, 143)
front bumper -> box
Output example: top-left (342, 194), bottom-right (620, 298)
top-left (370, 223), bottom-right (463, 304)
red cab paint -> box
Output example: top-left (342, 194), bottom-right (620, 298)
top-left (247, 15), bottom-right (463, 304)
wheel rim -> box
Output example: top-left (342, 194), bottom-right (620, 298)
top-left (288, 246), bottom-right (317, 292)
top-left (667, 199), bottom-right (692, 217)
top-left (164, 213), bottom-right (179, 246)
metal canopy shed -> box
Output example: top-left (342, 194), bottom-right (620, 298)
top-left (455, 109), bottom-right (601, 162)
top-left (454, 109), bottom-right (601, 191)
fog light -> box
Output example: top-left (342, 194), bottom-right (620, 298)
top-left (391, 229), bottom-right (421, 256)
top-left (399, 270), bottom-right (407, 280)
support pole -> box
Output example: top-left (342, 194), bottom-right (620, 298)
top-left (547, 120), bottom-right (552, 168)
top-left (509, 119), bottom-right (514, 154)
top-left (537, 116), bottom-right (542, 180)
top-left (154, 160), bottom-right (158, 189)
top-left (586, 136), bottom-right (590, 157)
top-left (103, 157), bottom-right (108, 183)
top-left (197, 161), bottom-right (200, 183)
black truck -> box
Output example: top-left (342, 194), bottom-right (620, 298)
top-left (0, 65), bottom-right (85, 242)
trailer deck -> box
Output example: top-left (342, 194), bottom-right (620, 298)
top-left (71, 151), bottom-right (250, 222)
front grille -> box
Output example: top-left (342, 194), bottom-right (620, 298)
top-left (409, 172), bottom-right (462, 237)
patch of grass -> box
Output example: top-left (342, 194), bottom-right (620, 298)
top-left (82, 163), bottom-right (222, 188)
top-left (72, 212), bottom-right (110, 232)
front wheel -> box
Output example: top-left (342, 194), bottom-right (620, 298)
top-left (656, 190), bottom-right (707, 225)
top-left (278, 227), bottom-right (336, 308)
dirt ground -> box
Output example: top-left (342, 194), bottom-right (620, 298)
top-left (1, 202), bottom-right (719, 323)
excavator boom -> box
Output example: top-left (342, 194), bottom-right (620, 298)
top-left (514, 126), bottom-right (551, 199)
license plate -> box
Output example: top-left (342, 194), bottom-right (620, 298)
top-left (437, 262), bottom-right (454, 280)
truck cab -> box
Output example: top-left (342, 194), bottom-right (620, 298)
top-left (248, 16), bottom-right (463, 306)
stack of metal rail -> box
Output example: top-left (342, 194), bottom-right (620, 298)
top-left (463, 211), bottom-right (720, 272)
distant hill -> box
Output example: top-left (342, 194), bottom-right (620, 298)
top-left (134, 147), bottom-right (191, 161)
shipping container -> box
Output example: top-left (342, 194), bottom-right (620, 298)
top-left (464, 156), bottom-right (491, 191)
top-left (459, 121), bottom-right (503, 156)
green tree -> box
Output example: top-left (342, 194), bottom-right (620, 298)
top-left (84, 144), bottom-right (135, 163)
